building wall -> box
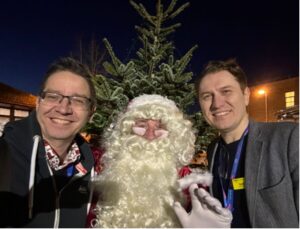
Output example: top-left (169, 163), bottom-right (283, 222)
top-left (0, 82), bottom-right (36, 126)
top-left (248, 77), bottom-right (299, 122)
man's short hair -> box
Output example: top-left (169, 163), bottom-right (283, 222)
top-left (195, 59), bottom-right (248, 97)
top-left (39, 57), bottom-right (96, 109)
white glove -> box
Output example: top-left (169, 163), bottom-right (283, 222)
top-left (173, 183), bottom-right (232, 228)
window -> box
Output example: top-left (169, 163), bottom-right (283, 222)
top-left (0, 108), bottom-right (10, 116)
top-left (14, 109), bottom-right (29, 118)
top-left (0, 107), bottom-right (30, 123)
top-left (285, 91), bottom-right (295, 108)
top-left (0, 108), bottom-right (11, 126)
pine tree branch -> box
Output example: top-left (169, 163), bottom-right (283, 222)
top-left (102, 38), bottom-right (123, 73)
top-left (129, 0), bottom-right (155, 25)
top-left (167, 2), bottom-right (190, 19)
top-left (174, 44), bottom-right (198, 80)
top-left (154, 0), bottom-right (163, 35)
top-left (163, 0), bottom-right (177, 18)
top-left (85, 0), bottom-right (216, 149)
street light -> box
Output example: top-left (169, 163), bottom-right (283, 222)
top-left (258, 89), bottom-right (268, 122)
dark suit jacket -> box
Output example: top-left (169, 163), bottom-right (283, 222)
top-left (208, 120), bottom-right (299, 228)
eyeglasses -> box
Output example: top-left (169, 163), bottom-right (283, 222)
top-left (40, 91), bottom-right (92, 110)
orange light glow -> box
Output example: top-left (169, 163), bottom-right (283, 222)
top-left (258, 89), bottom-right (266, 95)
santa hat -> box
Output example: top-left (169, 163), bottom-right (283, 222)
top-left (127, 94), bottom-right (179, 112)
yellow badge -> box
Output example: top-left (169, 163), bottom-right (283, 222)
top-left (232, 177), bottom-right (245, 190)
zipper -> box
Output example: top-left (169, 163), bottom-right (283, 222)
top-left (54, 194), bottom-right (60, 228)
top-left (46, 163), bottom-right (85, 228)
top-left (209, 142), bottom-right (219, 196)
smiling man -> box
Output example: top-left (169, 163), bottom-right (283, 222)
top-left (0, 57), bottom-right (96, 227)
top-left (198, 69), bottom-right (250, 144)
top-left (192, 59), bottom-right (299, 228)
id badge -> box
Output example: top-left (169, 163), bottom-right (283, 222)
top-left (232, 177), bottom-right (245, 190)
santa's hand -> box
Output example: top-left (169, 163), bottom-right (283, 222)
top-left (173, 184), bottom-right (232, 228)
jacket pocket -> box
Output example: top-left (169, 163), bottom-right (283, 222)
top-left (256, 175), bottom-right (298, 228)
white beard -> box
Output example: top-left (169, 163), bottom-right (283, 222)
top-left (93, 136), bottom-right (185, 228)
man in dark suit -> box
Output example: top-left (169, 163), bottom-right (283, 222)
top-left (192, 59), bottom-right (298, 227)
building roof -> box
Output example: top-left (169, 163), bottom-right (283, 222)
top-left (250, 76), bottom-right (299, 87)
top-left (0, 82), bottom-right (36, 108)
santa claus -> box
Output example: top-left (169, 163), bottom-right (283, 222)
top-left (92, 94), bottom-right (196, 228)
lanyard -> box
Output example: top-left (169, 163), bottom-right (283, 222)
top-left (67, 164), bottom-right (74, 177)
top-left (219, 126), bottom-right (249, 212)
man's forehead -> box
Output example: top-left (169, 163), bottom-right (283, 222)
top-left (199, 72), bottom-right (240, 91)
top-left (202, 70), bottom-right (235, 82)
top-left (201, 84), bottom-right (235, 93)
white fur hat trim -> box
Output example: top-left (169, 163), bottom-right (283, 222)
top-left (127, 94), bottom-right (179, 112)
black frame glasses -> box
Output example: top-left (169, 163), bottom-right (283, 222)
top-left (40, 91), bottom-right (92, 110)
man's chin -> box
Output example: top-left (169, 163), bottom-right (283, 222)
top-left (212, 120), bottom-right (232, 131)
top-left (44, 132), bottom-right (75, 142)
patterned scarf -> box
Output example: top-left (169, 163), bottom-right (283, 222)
top-left (44, 140), bottom-right (81, 171)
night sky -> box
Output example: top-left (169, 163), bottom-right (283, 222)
top-left (0, 0), bottom-right (298, 95)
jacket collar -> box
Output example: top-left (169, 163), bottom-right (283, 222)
top-left (244, 120), bottom-right (264, 225)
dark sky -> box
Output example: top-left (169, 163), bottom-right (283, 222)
top-left (0, 0), bottom-right (298, 95)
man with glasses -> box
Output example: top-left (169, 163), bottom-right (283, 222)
top-left (0, 57), bottom-right (96, 227)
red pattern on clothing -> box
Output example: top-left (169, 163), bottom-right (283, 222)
top-left (91, 146), bottom-right (104, 174)
top-left (178, 166), bottom-right (193, 206)
top-left (178, 166), bottom-right (209, 211)
top-left (86, 146), bottom-right (104, 228)
top-left (44, 140), bottom-right (81, 171)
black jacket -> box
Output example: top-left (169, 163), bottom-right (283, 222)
top-left (0, 111), bottom-right (95, 228)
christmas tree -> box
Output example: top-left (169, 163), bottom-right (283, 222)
top-left (85, 0), bottom-right (216, 150)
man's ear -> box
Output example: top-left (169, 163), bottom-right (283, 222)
top-left (243, 87), bottom-right (250, 106)
top-left (36, 97), bottom-right (41, 110)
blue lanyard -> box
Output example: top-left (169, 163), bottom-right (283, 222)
top-left (219, 126), bottom-right (249, 212)
top-left (67, 164), bottom-right (74, 177)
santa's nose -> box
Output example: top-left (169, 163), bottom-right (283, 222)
top-left (144, 128), bottom-right (156, 140)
